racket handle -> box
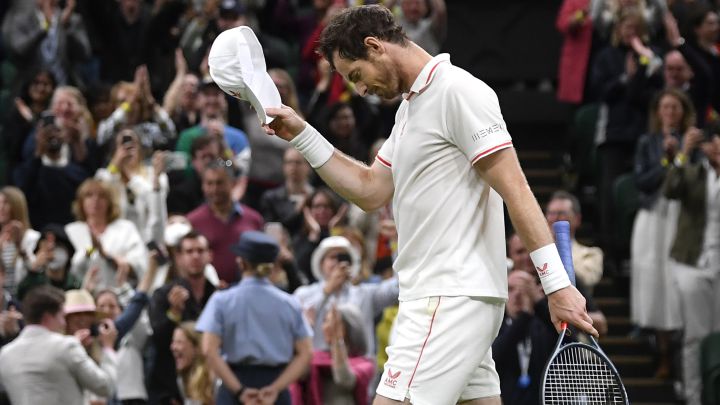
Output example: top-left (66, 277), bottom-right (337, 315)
top-left (552, 221), bottom-right (576, 287)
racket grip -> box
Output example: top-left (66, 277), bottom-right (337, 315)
top-left (552, 221), bottom-right (576, 287)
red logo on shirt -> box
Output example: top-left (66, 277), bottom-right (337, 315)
top-left (536, 263), bottom-right (549, 277)
top-left (384, 369), bottom-right (401, 388)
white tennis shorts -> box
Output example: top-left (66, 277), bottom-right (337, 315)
top-left (375, 296), bottom-right (505, 405)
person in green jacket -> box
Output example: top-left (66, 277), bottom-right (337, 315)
top-left (663, 121), bottom-right (720, 405)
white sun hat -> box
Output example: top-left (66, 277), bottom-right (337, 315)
top-left (310, 236), bottom-right (361, 282)
top-left (208, 26), bottom-right (281, 124)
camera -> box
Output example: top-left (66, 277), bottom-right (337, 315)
top-left (89, 323), bottom-right (100, 337)
top-left (46, 135), bottom-right (63, 153)
top-left (336, 252), bottom-right (352, 265)
top-left (147, 241), bottom-right (169, 266)
top-left (121, 134), bottom-right (134, 145)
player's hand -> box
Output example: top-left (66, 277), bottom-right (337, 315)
top-left (547, 285), bottom-right (598, 337)
top-left (264, 106), bottom-right (306, 141)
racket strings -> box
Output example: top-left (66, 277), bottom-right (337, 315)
top-left (543, 345), bottom-right (625, 404)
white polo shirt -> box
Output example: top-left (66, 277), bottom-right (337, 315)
top-left (376, 53), bottom-right (512, 301)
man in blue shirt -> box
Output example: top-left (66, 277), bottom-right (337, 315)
top-left (197, 231), bottom-right (312, 405)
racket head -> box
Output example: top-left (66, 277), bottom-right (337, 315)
top-left (541, 340), bottom-right (629, 405)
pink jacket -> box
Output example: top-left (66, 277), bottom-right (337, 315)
top-left (290, 351), bottom-right (375, 405)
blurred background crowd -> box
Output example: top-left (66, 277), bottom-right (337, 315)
top-left (0, 0), bottom-right (718, 404)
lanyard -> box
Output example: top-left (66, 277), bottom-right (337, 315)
top-left (516, 337), bottom-right (532, 388)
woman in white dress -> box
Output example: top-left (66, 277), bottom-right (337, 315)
top-left (631, 88), bottom-right (695, 378)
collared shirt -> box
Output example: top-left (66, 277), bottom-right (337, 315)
top-left (187, 203), bottom-right (263, 283)
top-left (698, 160), bottom-right (720, 270)
top-left (376, 53), bottom-right (512, 301)
top-left (293, 278), bottom-right (399, 357)
top-left (196, 277), bottom-right (311, 365)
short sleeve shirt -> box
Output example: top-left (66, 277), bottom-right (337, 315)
top-left (196, 277), bottom-right (311, 365)
top-left (376, 54), bottom-right (511, 301)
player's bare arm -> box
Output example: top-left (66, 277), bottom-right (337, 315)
top-left (265, 105), bottom-right (394, 211)
top-left (473, 147), bottom-right (599, 337)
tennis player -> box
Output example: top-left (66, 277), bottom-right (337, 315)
top-left (263, 6), bottom-right (597, 405)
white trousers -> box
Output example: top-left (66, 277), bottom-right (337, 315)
top-left (673, 260), bottom-right (720, 405)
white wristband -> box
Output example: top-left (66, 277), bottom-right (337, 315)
top-left (290, 123), bottom-right (335, 169)
top-left (529, 243), bottom-right (571, 295)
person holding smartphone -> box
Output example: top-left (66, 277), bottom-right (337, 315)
top-left (294, 236), bottom-right (399, 358)
top-left (96, 128), bottom-right (169, 245)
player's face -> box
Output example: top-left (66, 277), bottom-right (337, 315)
top-left (332, 49), bottom-right (401, 100)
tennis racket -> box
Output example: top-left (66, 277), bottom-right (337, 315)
top-left (540, 221), bottom-right (629, 405)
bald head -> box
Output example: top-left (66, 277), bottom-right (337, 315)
top-left (664, 50), bottom-right (693, 89)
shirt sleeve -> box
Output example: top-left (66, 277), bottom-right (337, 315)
top-left (375, 132), bottom-right (395, 169)
top-left (445, 77), bottom-right (513, 165)
top-left (195, 292), bottom-right (224, 336)
top-left (65, 338), bottom-right (115, 397)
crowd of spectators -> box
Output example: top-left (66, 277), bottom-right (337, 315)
top-left (0, 0), bottom-right (447, 404)
top-left (0, 0), bottom-right (718, 404)
top-left (556, 0), bottom-right (720, 404)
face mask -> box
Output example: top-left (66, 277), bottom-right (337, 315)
top-left (47, 247), bottom-right (69, 272)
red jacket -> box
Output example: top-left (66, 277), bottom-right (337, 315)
top-left (556, 0), bottom-right (593, 104)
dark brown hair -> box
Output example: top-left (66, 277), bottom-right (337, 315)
top-left (318, 5), bottom-right (408, 71)
top-left (22, 285), bottom-right (65, 324)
